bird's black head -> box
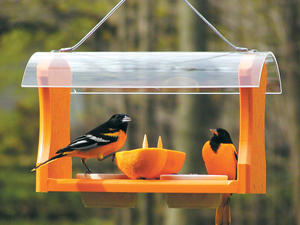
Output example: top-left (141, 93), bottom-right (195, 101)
top-left (107, 113), bottom-right (132, 132)
top-left (209, 128), bottom-right (233, 152)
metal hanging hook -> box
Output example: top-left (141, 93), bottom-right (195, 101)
top-left (56, 0), bottom-right (248, 52)
top-left (57, 0), bottom-right (127, 52)
top-left (183, 0), bottom-right (248, 52)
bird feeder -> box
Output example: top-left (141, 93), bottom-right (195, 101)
top-left (21, 0), bottom-right (281, 208)
top-left (21, 50), bottom-right (281, 206)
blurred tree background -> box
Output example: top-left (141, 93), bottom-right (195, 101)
top-left (0, 0), bottom-right (299, 224)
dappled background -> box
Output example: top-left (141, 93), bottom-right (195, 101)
top-left (0, 0), bottom-right (299, 224)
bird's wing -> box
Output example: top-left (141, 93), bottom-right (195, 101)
top-left (233, 147), bottom-right (238, 160)
top-left (57, 134), bottom-right (118, 153)
top-left (234, 151), bottom-right (238, 160)
top-left (68, 135), bottom-right (99, 150)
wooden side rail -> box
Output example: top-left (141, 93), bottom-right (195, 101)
top-left (47, 178), bottom-right (238, 193)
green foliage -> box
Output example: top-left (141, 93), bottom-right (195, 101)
top-left (0, 0), bottom-right (299, 224)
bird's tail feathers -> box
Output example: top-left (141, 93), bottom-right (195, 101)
top-left (215, 203), bottom-right (223, 225)
top-left (56, 147), bottom-right (70, 154)
top-left (223, 197), bottom-right (231, 225)
top-left (215, 195), bottom-right (231, 225)
top-left (31, 153), bottom-right (66, 172)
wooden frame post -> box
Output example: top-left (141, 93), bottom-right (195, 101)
top-left (36, 58), bottom-right (72, 192)
top-left (238, 57), bottom-right (267, 193)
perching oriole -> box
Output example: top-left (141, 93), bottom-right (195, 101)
top-left (31, 113), bottom-right (131, 173)
top-left (202, 128), bottom-right (237, 225)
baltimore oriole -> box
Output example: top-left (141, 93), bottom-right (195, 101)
top-left (31, 113), bottom-right (131, 173)
top-left (202, 128), bottom-right (237, 225)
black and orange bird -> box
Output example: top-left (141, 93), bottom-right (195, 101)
top-left (202, 128), bottom-right (237, 225)
top-left (31, 113), bottom-right (131, 173)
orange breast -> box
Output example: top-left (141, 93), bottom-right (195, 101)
top-left (69, 130), bottom-right (127, 159)
top-left (202, 141), bottom-right (237, 180)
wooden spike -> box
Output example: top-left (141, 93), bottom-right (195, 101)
top-left (142, 134), bottom-right (149, 148)
top-left (157, 136), bottom-right (163, 148)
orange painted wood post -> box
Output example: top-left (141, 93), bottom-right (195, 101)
top-left (238, 56), bottom-right (267, 193)
top-left (35, 57), bottom-right (72, 192)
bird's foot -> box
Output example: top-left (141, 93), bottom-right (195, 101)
top-left (85, 169), bottom-right (93, 174)
top-left (98, 153), bottom-right (116, 162)
top-left (111, 153), bottom-right (116, 162)
top-left (81, 158), bottom-right (93, 174)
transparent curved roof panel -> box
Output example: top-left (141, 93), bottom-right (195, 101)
top-left (21, 51), bottom-right (281, 94)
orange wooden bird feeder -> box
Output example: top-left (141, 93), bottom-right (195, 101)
top-left (21, 51), bottom-right (281, 207)
top-left (21, 0), bottom-right (282, 208)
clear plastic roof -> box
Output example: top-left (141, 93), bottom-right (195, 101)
top-left (21, 51), bottom-right (281, 94)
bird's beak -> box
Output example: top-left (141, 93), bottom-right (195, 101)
top-left (210, 129), bottom-right (218, 136)
top-left (122, 115), bottom-right (132, 122)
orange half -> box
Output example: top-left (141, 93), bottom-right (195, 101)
top-left (116, 148), bottom-right (186, 179)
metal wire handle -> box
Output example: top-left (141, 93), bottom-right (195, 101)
top-left (57, 0), bottom-right (248, 52)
